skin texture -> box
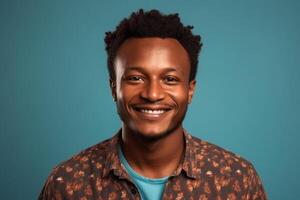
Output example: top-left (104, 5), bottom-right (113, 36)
top-left (110, 38), bottom-right (196, 178)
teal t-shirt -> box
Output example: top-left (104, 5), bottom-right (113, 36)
top-left (118, 146), bottom-right (169, 200)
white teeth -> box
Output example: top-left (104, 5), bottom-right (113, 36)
top-left (140, 109), bottom-right (165, 114)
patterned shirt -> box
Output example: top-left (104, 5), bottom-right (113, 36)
top-left (39, 130), bottom-right (267, 200)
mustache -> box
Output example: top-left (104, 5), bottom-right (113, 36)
top-left (131, 103), bottom-right (175, 109)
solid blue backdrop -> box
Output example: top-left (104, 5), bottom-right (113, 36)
top-left (1, 0), bottom-right (299, 199)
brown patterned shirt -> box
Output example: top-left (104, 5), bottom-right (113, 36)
top-left (39, 130), bottom-right (267, 200)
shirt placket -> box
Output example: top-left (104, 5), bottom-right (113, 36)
top-left (114, 168), bottom-right (142, 200)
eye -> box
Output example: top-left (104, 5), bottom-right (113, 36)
top-left (163, 76), bottom-right (179, 84)
top-left (126, 75), bottom-right (144, 83)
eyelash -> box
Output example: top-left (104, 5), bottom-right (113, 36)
top-left (127, 76), bottom-right (144, 82)
top-left (163, 76), bottom-right (179, 83)
top-left (125, 75), bottom-right (179, 85)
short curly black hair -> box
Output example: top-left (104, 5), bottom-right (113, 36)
top-left (104, 9), bottom-right (203, 81)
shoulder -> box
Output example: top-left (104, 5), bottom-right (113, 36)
top-left (39, 138), bottom-right (116, 199)
top-left (43, 137), bottom-right (115, 189)
top-left (51, 137), bottom-right (113, 179)
top-left (188, 135), bottom-right (261, 181)
top-left (184, 134), bottom-right (267, 199)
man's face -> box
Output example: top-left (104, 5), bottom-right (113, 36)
top-left (111, 37), bottom-right (195, 140)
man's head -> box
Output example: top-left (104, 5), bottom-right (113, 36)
top-left (105, 9), bottom-right (202, 81)
top-left (104, 9), bottom-right (202, 140)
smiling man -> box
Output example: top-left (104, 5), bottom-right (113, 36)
top-left (39, 10), bottom-right (267, 200)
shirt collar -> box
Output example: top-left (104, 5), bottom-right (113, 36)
top-left (171, 129), bottom-right (201, 179)
top-left (101, 130), bottom-right (130, 179)
top-left (101, 129), bottom-right (201, 180)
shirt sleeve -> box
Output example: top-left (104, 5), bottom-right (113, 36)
top-left (247, 163), bottom-right (268, 200)
top-left (38, 173), bottom-right (64, 200)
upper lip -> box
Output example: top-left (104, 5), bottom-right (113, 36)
top-left (132, 104), bottom-right (173, 111)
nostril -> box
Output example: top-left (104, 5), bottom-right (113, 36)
top-left (140, 82), bottom-right (165, 101)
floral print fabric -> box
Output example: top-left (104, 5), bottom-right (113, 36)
top-left (39, 130), bottom-right (267, 200)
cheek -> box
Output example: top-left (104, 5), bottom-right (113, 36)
top-left (168, 87), bottom-right (189, 106)
top-left (117, 84), bottom-right (141, 103)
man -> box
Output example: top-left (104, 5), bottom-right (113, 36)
top-left (39, 9), bottom-right (267, 200)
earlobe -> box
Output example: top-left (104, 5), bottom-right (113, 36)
top-left (188, 80), bottom-right (196, 104)
top-left (110, 79), bottom-right (117, 101)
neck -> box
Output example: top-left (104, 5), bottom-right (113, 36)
top-left (121, 126), bottom-right (185, 179)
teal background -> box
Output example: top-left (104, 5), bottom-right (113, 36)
top-left (1, 0), bottom-right (299, 199)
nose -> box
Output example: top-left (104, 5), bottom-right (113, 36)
top-left (140, 79), bottom-right (165, 102)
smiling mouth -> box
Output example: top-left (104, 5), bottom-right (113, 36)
top-left (132, 105), bottom-right (172, 116)
top-left (139, 109), bottom-right (167, 114)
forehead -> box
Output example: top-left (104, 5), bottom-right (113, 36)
top-left (115, 37), bottom-right (190, 74)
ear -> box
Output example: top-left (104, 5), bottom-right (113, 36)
top-left (188, 80), bottom-right (196, 104)
top-left (109, 79), bottom-right (116, 101)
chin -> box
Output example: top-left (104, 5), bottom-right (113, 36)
top-left (135, 130), bottom-right (170, 141)
top-left (132, 124), bottom-right (181, 142)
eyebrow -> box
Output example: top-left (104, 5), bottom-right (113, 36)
top-left (125, 66), bottom-right (181, 74)
top-left (125, 66), bottom-right (145, 72)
